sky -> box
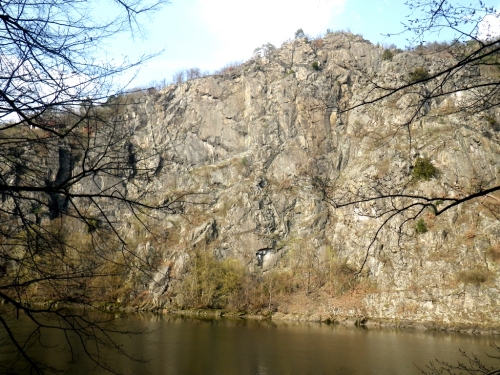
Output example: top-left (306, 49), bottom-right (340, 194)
top-left (105, 0), bottom-right (500, 89)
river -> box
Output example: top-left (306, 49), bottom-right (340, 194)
top-left (1, 310), bottom-right (499, 374)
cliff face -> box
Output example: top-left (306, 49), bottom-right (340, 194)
top-left (98, 33), bottom-right (500, 326)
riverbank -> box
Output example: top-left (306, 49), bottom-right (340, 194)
top-left (162, 309), bottom-right (500, 335)
top-left (5, 298), bottom-right (500, 335)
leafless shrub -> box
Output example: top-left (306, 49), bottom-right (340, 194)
top-left (214, 61), bottom-right (243, 75)
top-left (172, 70), bottom-right (185, 84)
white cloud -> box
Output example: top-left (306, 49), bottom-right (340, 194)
top-left (198, 0), bottom-right (345, 64)
top-left (478, 12), bottom-right (500, 40)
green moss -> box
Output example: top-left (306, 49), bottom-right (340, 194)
top-left (408, 67), bottom-right (430, 83)
top-left (311, 61), bottom-right (320, 71)
top-left (486, 115), bottom-right (500, 131)
top-left (415, 218), bottom-right (428, 234)
top-left (412, 157), bottom-right (439, 181)
top-left (381, 49), bottom-right (393, 61)
top-left (87, 218), bottom-right (100, 233)
top-left (241, 156), bottom-right (249, 167)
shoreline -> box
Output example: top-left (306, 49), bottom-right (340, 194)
top-left (4, 299), bottom-right (500, 334)
top-left (142, 307), bottom-right (500, 335)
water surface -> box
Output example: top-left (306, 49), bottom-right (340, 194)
top-left (1, 310), bottom-right (498, 375)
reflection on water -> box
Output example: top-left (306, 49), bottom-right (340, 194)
top-left (1, 309), bottom-right (498, 375)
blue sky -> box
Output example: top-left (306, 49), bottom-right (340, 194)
top-left (108, 0), bottom-right (500, 89)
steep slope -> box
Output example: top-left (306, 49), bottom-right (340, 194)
top-left (107, 32), bottom-right (500, 327)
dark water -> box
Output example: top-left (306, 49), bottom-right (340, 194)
top-left (1, 310), bottom-right (499, 375)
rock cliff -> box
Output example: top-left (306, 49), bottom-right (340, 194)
top-left (57, 33), bottom-right (500, 327)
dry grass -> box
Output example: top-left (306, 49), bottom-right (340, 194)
top-left (427, 246), bottom-right (456, 262)
top-left (486, 243), bottom-right (500, 263)
top-left (375, 161), bottom-right (390, 179)
top-left (464, 227), bottom-right (477, 240)
top-left (456, 266), bottom-right (495, 285)
top-left (272, 177), bottom-right (293, 191)
top-left (423, 211), bottom-right (437, 230)
top-left (311, 38), bottom-right (324, 50)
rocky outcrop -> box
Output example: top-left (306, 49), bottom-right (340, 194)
top-left (90, 33), bottom-right (500, 326)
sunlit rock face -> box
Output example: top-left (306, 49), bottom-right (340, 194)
top-left (96, 33), bottom-right (500, 326)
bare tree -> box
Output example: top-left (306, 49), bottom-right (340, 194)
top-left (0, 0), bottom-right (180, 374)
top-left (253, 43), bottom-right (276, 57)
top-left (321, 1), bottom-right (500, 272)
top-left (172, 69), bottom-right (185, 84)
top-left (186, 67), bottom-right (202, 80)
top-left (420, 344), bottom-right (500, 374)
